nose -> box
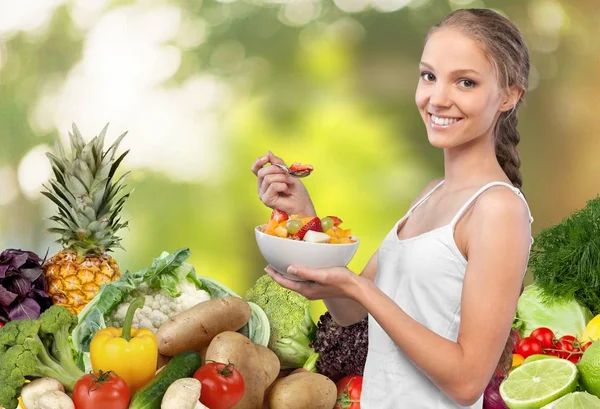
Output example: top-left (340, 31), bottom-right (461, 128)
top-left (428, 83), bottom-right (451, 108)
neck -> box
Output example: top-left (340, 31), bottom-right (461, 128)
top-left (442, 130), bottom-right (507, 192)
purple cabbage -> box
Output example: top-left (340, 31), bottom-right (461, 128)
top-left (0, 249), bottom-right (52, 322)
top-left (310, 312), bottom-right (369, 382)
top-left (483, 376), bottom-right (509, 409)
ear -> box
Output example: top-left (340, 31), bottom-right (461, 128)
top-left (499, 85), bottom-right (523, 112)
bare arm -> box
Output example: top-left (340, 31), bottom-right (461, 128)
top-left (323, 178), bottom-right (444, 327)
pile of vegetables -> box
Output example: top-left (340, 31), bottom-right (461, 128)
top-left (72, 248), bottom-right (270, 370)
top-left (0, 249), bottom-right (52, 322)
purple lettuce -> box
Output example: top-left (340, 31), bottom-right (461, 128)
top-left (0, 249), bottom-right (52, 322)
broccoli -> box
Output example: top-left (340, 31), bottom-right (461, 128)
top-left (0, 306), bottom-right (84, 409)
top-left (245, 274), bottom-right (317, 369)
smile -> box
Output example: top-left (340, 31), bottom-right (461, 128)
top-left (428, 114), bottom-right (463, 129)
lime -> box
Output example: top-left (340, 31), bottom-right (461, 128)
top-left (523, 354), bottom-right (559, 364)
top-left (577, 341), bottom-right (600, 396)
top-left (541, 392), bottom-right (600, 409)
top-left (499, 359), bottom-right (578, 409)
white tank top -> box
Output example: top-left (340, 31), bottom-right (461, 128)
top-left (361, 181), bottom-right (534, 409)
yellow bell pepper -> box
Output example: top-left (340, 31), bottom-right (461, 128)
top-left (582, 314), bottom-right (600, 342)
top-left (90, 297), bottom-right (158, 393)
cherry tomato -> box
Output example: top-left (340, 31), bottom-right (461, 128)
top-left (582, 341), bottom-right (592, 352)
top-left (0, 322), bottom-right (4, 328)
top-left (73, 371), bottom-right (130, 409)
top-left (193, 362), bottom-right (245, 409)
top-left (555, 339), bottom-right (575, 360)
top-left (530, 327), bottom-right (555, 349)
top-left (516, 337), bottom-right (543, 359)
top-left (335, 375), bottom-right (363, 409)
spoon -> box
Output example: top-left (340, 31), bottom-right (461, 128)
top-left (270, 163), bottom-right (313, 178)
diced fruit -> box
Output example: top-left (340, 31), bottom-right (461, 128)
top-left (286, 220), bottom-right (303, 235)
top-left (296, 217), bottom-right (323, 240)
top-left (271, 209), bottom-right (289, 222)
top-left (266, 219), bottom-right (279, 231)
top-left (500, 359), bottom-right (578, 409)
top-left (342, 229), bottom-right (352, 238)
top-left (338, 237), bottom-right (352, 244)
top-left (325, 229), bottom-right (336, 238)
top-left (288, 163), bottom-right (314, 177)
top-left (301, 216), bottom-right (315, 225)
top-left (320, 217), bottom-right (334, 232)
top-left (303, 231), bottom-right (332, 243)
top-left (329, 216), bottom-right (343, 227)
top-left (274, 226), bottom-right (288, 238)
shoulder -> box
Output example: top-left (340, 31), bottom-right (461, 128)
top-left (408, 178), bottom-right (444, 208)
top-left (471, 186), bottom-right (531, 231)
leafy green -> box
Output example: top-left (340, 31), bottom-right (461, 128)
top-left (529, 195), bottom-right (600, 315)
top-left (516, 284), bottom-right (593, 339)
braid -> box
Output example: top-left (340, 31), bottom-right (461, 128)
top-left (495, 108), bottom-right (523, 189)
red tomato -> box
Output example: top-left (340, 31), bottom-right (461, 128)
top-left (554, 339), bottom-right (575, 360)
top-left (335, 375), bottom-right (363, 409)
top-left (582, 341), bottom-right (592, 352)
top-left (73, 371), bottom-right (130, 409)
top-left (193, 362), bottom-right (245, 409)
top-left (0, 322), bottom-right (4, 328)
top-left (516, 337), bottom-right (543, 359)
top-left (530, 327), bottom-right (555, 349)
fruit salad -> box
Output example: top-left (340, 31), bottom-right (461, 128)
top-left (260, 209), bottom-right (356, 244)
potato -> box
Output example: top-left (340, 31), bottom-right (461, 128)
top-left (268, 372), bottom-right (337, 409)
top-left (206, 331), bottom-right (280, 409)
top-left (158, 296), bottom-right (251, 356)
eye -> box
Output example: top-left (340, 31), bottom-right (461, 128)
top-left (421, 71), bottom-right (435, 82)
top-left (458, 79), bottom-right (476, 88)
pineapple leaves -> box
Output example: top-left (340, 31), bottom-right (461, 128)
top-left (44, 123), bottom-right (131, 255)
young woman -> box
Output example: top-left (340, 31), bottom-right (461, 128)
top-left (251, 9), bottom-right (533, 408)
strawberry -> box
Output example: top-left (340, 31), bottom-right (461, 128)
top-left (328, 216), bottom-right (343, 227)
top-left (296, 217), bottom-right (323, 240)
top-left (288, 163), bottom-right (314, 177)
top-left (271, 209), bottom-right (289, 222)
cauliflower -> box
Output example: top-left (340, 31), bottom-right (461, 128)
top-left (106, 279), bottom-right (211, 332)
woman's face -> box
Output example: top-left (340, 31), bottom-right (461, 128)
top-left (415, 28), bottom-right (508, 149)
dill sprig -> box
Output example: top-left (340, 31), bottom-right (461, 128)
top-left (529, 195), bottom-right (600, 315)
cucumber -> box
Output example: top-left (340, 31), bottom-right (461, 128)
top-left (129, 350), bottom-right (202, 409)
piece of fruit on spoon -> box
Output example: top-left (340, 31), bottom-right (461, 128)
top-left (42, 123), bottom-right (131, 314)
top-left (288, 162), bottom-right (314, 177)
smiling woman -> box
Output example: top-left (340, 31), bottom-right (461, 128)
top-left (253, 8), bottom-right (533, 409)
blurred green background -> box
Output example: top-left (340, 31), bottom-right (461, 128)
top-left (1, 0), bottom-right (599, 319)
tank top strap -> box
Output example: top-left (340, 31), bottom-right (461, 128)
top-left (450, 181), bottom-right (534, 228)
top-left (407, 180), bottom-right (445, 215)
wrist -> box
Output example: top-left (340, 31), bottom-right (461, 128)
top-left (346, 272), bottom-right (371, 303)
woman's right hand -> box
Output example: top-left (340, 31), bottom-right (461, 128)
top-left (251, 151), bottom-right (317, 217)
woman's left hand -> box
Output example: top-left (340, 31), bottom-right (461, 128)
top-left (264, 264), bottom-right (360, 300)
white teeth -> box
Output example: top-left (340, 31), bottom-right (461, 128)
top-left (431, 114), bottom-right (460, 126)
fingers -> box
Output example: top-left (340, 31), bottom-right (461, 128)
top-left (265, 265), bottom-right (308, 293)
top-left (287, 265), bottom-right (323, 282)
top-left (251, 151), bottom-right (286, 176)
top-left (266, 151), bottom-right (286, 166)
top-left (256, 162), bottom-right (289, 192)
top-left (259, 173), bottom-right (292, 196)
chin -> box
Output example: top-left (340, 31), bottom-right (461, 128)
top-left (426, 131), bottom-right (462, 149)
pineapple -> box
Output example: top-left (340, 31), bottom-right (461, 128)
top-left (42, 123), bottom-right (130, 314)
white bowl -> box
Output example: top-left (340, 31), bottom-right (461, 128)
top-left (255, 226), bottom-right (360, 281)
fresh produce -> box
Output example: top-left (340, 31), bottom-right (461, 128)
top-left (334, 375), bottom-right (362, 409)
top-left (42, 124), bottom-right (131, 314)
top-left (267, 371), bottom-right (337, 409)
top-left (287, 163), bottom-right (314, 177)
top-left (499, 359), bottom-right (578, 409)
top-left (205, 331), bottom-right (280, 409)
top-left (72, 370), bottom-right (130, 409)
top-left (129, 350), bottom-right (203, 409)
top-left (157, 296), bottom-right (251, 357)
top-left (244, 274), bottom-right (316, 369)
top-left (530, 327), bottom-right (555, 349)
top-left (515, 337), bottom-right (543, 359)
top-left (260, 211), bottom-right (355, 244)
top-left (577, 341), bottom-right (600, 397)
top-left (0, 306), bottom-right (84, 409)
top-left (511, 354), bottom-right (524, 368)
top-left (540, 392), bottom-right (600, 408)
top-left (310, 312), bottom-right (368, 382)
top-left (529, 195), bottom-right (600, 316)
top-left (160, 378), bottom-right (203, 409)
top-left (72, 249), bottom-right (270, 369)
top-left (37, 391), bottom-right (74, 409)
top-left (21, 378), bottom-right (65, 409)
top-left (582, 313), bottom-right (600, 342)
top-left (91, 297), bottom-right (158, 393)
top-left (483, 376), bottom-right (509, 409)
top-left (514, 285), bottom-right (592, 339)
top-left (0, 249), bottom-right (52, 322)
top-left (193, 362), bottom-right (245, 409)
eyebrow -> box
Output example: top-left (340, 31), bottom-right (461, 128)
top-left (419, 61), bottom-right (482, 77)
